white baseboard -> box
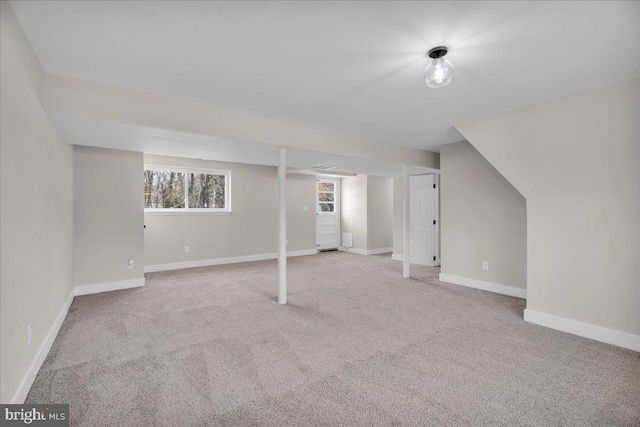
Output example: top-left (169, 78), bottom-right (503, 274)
top-left (524, 309), bottom-right (640, 352)
top-left (74, 277), bottom-right (145, 296)
top-left (340, 247), bottom-right (367, 256)
top-left (392, 253), bottom-right (440, 267)
top-left (11, 276), bottom-right (147, 403)
top-left (339, 247), bottom-right (392, 256)
top-left (439, 273), bottom-right (527, 299)
top-left (11, 289), bottom-right (74, 404)
top-left (366, 247), bottom-right (393, 255)
top-left (144, 249), bottom-right (318, 273)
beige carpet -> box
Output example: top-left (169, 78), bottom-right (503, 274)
top-left (27, 252), bottom-right (639, 426)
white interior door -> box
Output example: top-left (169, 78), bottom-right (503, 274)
top-left (316, 179), bottom-right (340, 250)
top-left (409, 174), bottom-right (439, 266)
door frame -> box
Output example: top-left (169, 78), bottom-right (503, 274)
top-left (316, 178), bottom-right (341, 250)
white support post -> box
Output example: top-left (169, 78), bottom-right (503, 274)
top-left (403, 165), bottom-right (410, 278)
top-left (277, 147), bottom-right (287, 304)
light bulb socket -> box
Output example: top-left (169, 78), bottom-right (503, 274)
top-left (428, 46), bottom-right (448, 59)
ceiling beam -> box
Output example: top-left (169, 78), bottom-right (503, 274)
top-left (42, 74), bottom-right (439, 169)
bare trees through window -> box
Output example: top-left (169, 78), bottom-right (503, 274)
top-left (317, 181), bottom-right (335, 212)
top-left (144, 170), bottom-right (185, 209)
top-left (144, 168), bottom-right (228, 210)
top-left (187, 173), bottom-right (225, 208)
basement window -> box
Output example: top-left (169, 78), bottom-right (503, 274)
top-left (317, 181), bottom-right (335, 212)
top-left (144, 165), bottom-right (230, 214)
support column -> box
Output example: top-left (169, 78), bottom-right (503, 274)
top-left (403, 165), bottom-right (410, 278)
top-left (277, 147), bottom-right (287, 304)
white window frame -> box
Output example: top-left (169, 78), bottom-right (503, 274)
top-left (144, 164), bottom-right (231, 215)
top-left (316, 180), bottom-right (338, 214)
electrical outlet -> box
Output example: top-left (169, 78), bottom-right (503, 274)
top-left (28, 324), bottom-right (32, 345)
top-left (482, 261), bottom-right (490, 271)
top-left (303, 205), bottom-right (308, 211)
top-left (184, 246), bottom-right (190, 254)
top-left (286, 240), bottom-right (289, 246)
top-left (127, 259), bottom-right (134, 269)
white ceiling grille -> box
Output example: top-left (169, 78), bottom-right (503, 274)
top-left (308, 164), bottom-right (337, 171)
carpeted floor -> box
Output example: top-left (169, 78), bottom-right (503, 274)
top-left (27, 252), bottom-right (639, 426)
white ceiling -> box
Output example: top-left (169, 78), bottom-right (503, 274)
top-left (11, 1), bottom-right (639, 152)
top-left (50, 113), bottom-right (437, 177)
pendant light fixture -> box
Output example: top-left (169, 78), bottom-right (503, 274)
top-left (424, 46), bottom-right (454, 88)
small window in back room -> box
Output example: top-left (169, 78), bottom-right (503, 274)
top-left (144, 166), bottom-right (230, 213)
top-left (317, 181), bottom-right (335, 212)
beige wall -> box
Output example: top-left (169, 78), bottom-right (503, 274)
top-left (440, 141), bottom-right (527, 289)
top-left (73, 146), bottom-right (144, 286)
top-left (341, 175), bottom-right (393, 252)
top-left (366, 176), bottom-right (393, 250)
top-left (392, 177), bottom-right (403, 256)
top-left (456, 79), bottom-right (640, 335)
top-left (144, 155), bottom-right (316, 266)
top-left (0, 2), bottom-right (74, 403)
top-left (341, 175), bottom-right (368, 250)
top-left (286, 174), bottom-right (318, 253)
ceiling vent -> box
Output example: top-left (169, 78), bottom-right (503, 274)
top-left (308, 164), bottom-right (337, 171)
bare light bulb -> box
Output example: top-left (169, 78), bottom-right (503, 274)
top-left (433, 61), bottom-right (445, 84)
top-left (424, 57), bottom-right (454, 88)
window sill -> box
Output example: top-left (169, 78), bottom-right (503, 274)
top-left (144, 210), bottom-right (232, 216)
